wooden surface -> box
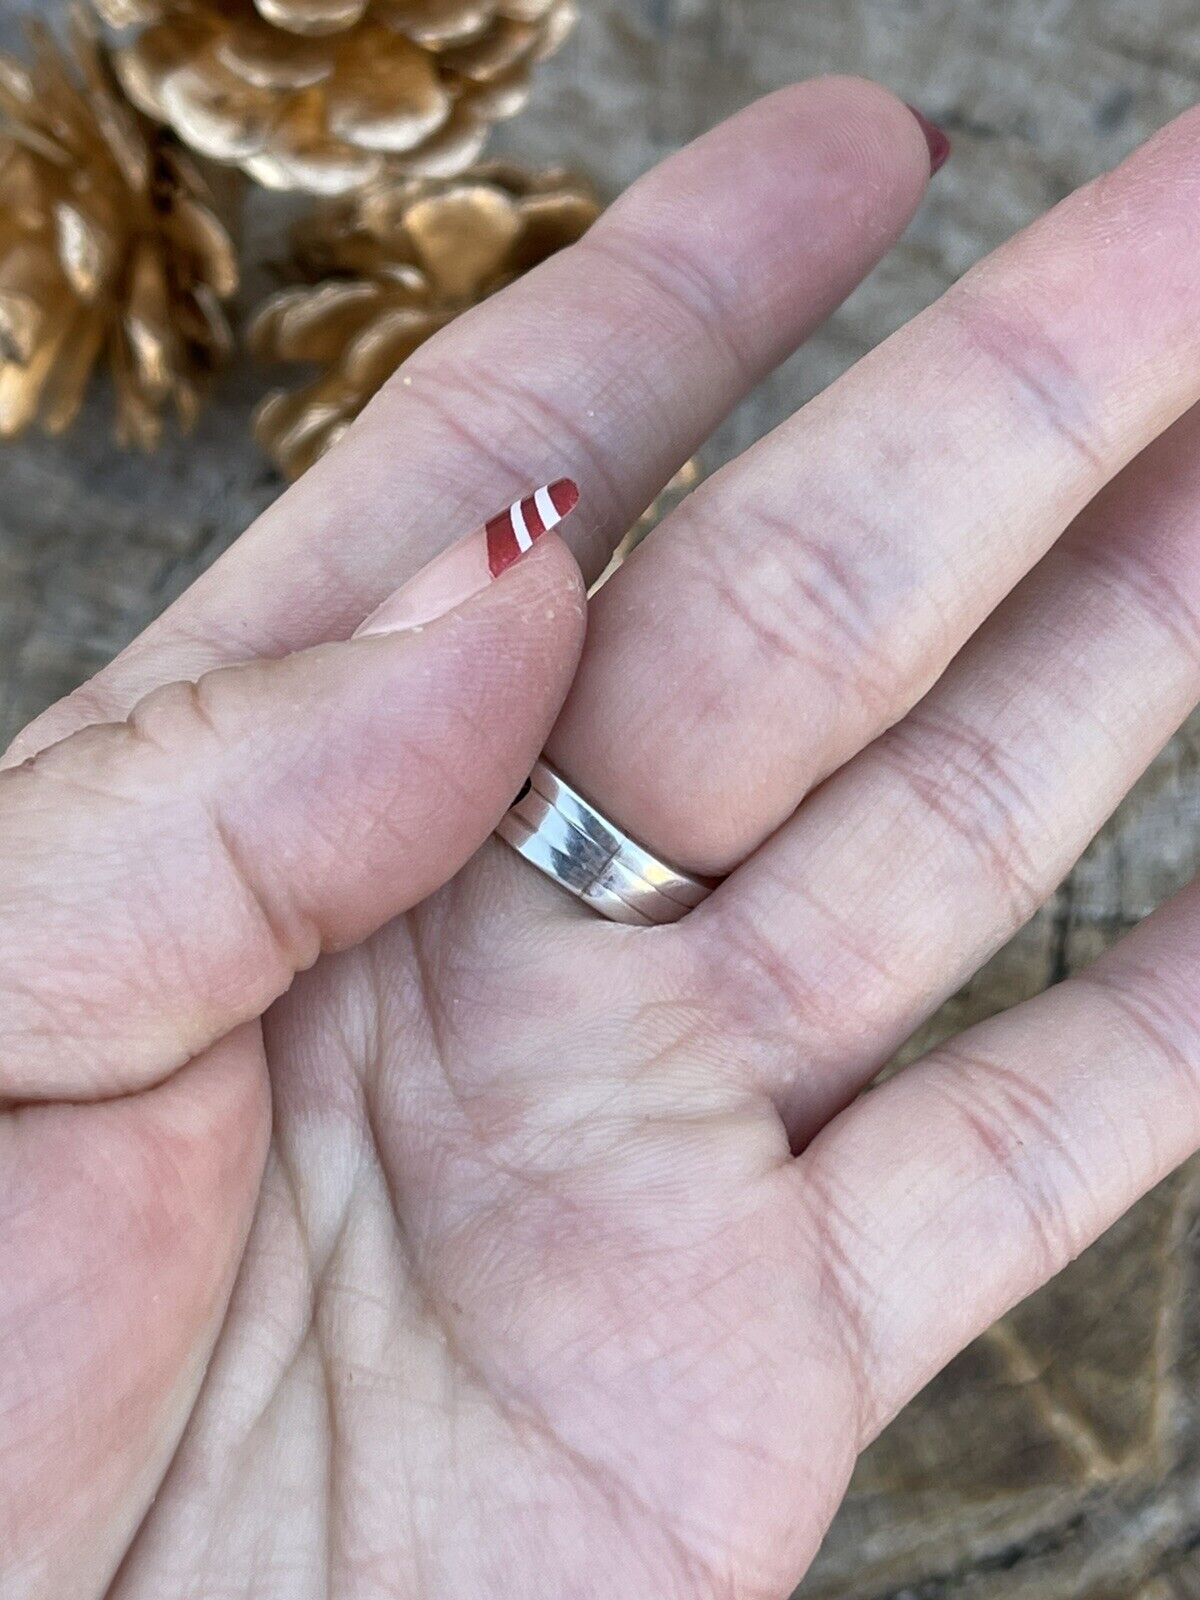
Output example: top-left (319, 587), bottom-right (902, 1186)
top-left (5, 2), bottom-right (1200, 1596)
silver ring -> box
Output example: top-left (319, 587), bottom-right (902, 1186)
top-left (496, 759), bottom-right (717, 926)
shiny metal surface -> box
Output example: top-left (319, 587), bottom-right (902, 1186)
top-left (496, 759), bottom-right (717, 925)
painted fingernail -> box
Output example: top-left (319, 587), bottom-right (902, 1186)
top-left (354, 478), bottom-right (580, 637)
top-left (907, 105), bottom-right (951, 175)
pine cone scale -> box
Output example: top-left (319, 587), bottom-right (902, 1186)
top-left (126, 239), bottom-right (182, 401)
top-left (251, 277), bottom-right (391, 361)
top-left (217, 22), bottom-right (335, 91)
top-left (402, 184), bottom-right (520, 294)
top-left (153, 48), bottom-right (284, 164)
top-left (497, 0), bottom-right (559, 20)
top-left (242, 126), bottom-right (381, 194)
top-left (377, 0), bottom-right (495, 49)
top-left (53, 195), bottom-right (123, 299)
top-left (530, 0), bottom-right (576, 63)
top-left (391, 104), bottom-right (487, 176)
top-left (0, 234), bottom-right (59, 363)
top-left (0, 293), bottom-right (87, 436)
top-left (92, 0), bottom-right (165, 27)
top-left (255, 0), bottom-right (371, 37)
top-left (439, 14), bottom-right (540, 79)
top-left (38, 307), bottom-right (106, 431)
top-left (322, 29), bottom-right (450, 154)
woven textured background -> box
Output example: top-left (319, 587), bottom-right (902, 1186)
top-left (4, 3), bottom-right (1200, 1595)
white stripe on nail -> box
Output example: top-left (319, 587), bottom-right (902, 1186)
top-left (510, 499), bottom-right (533, 553)
top-left (534, 485), bottom-right (559, 532)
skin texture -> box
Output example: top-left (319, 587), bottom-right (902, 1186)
top-left (8, 77), bottom-right (1200, 1600)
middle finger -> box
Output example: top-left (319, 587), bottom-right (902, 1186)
top-left (548, 106), bottom-right (1200, 876)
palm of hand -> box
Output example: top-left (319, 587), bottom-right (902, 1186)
top-left (91, 850), bottom-right (847, 1600)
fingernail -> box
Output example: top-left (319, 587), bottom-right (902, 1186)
top-left (355, 479), bottom-right (580, 637)
top-left (907, 105), bottom-right (951, 176)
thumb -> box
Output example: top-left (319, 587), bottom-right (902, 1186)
top-left (0, 483), bottom-right (585, 1102)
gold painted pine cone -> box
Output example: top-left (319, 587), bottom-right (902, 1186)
top-left (250, 161), bottom-right (599, 478)
top-left (92, 0), bottom-right (578, 195)
top-left (0, 12), bottom-right (237, 448)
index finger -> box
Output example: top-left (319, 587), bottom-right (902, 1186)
top-left (8, 78), bottom-right (938, 764)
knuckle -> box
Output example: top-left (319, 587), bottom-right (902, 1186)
top-left (578, 223), bottom-right (759, 388)
top-left (6, 676), bottom-right (230, 808)
top-left (1074, 969), bottom-right (1200, 1130)
top-left (698, 888), bottom-right (905, 1066)
top-left (925, 1050), bottom-right (1090, 1278)
top-left (876, 703), bottom-right (1048, 928)
top-left (1061, 536), bottom-right (1200, 678)
top-left (675, 496), bottom-right (901, 754)
top-left (938, 280), bottom-right (1109, 474)
top-left (427, 356), bottom-right (619, 498)
top-left (705, 907), bottom-right (829, 1044)
top-left (124, 675), bottom-right (225, 761)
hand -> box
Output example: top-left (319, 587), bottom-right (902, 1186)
top-left (7, 77), bottom-right (1200, 1600)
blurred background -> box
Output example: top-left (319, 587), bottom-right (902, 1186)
top-left (3, 2), bottom-right (1200, 1596)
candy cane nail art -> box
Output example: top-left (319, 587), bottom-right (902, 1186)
top-left (486, 479), bottom-right (580, 578)
top-left (354, 477), bottom-right (582, 637)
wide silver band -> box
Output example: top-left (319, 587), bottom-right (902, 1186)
top-left (496, 759), bottom-right (716, 926)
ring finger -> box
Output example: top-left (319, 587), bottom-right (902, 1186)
top-left (547, 106), bottom-right (1200, 877)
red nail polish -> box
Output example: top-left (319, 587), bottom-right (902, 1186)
top-left (355, 478), bottom-right (581, 637)
top-left (486, 478), bottom-right (579, 578)
top-left (907, 105), bottom-right (951, 176)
